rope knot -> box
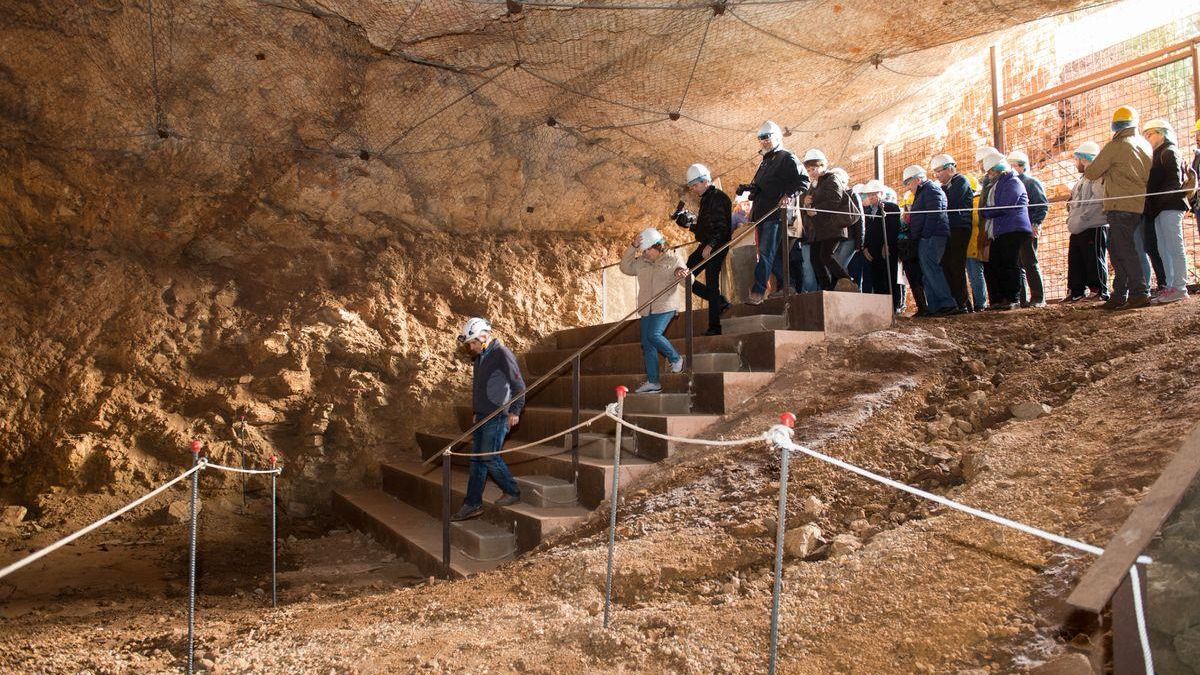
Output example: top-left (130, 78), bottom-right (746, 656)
top-left (764, 424), bottom-right (795, 448)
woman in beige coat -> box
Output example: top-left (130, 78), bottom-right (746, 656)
top-left (619, 227), bottom-right (689, 393)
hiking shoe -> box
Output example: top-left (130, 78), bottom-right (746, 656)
top-left (746, 293), bottom-right (764, 305)
top-left (1156, 288), bottom-right (1188, 304)
top-left (1061, 295), bottom-right (1083, 304)
top-left (495, 493), bottom-right (520, 507)
top-left (669, 357), bottom-right (685, 373)
top-left (719, 300), bottom-right (732, 315)
top-left (450, 504), bottom-right (483, 522)
top-left (1031, 300), bottom-right (1047, 308)
top-left (1101, 297), bottom-right (1126, 311)
top-left (834, 278), bottom-right (859, 293)
top-left (704, 327), bottom-right (722, 336)
top-left (635, 381), bottom-right (662, 394)
top-left (1120, 295), bottom-right (1152, 310)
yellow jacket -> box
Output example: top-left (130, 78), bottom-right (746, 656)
top-left (965, 174), bottom-right (987, 260)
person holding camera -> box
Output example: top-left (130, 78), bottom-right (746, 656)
top-left (738, 121), bottom-right (809, 305)
top-left (619, 228), bottom-right (690, 394)
top-left (674, 164), bottom-right (733, 335)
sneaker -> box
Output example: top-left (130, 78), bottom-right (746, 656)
top-left (1031, 300), bottom-right (1047, 308)
top-left (747, 293), bottom-right (764, 305)
top-left (834, 278), bottom-right (859, 293)
top-left (495, 493), bottom-right (520, 507)
top-left (669, 357), bottom-right (685, 373)
top-left (704, 327), bottom-right (722, 336)
top-left (1156, 288), bottom-right (1188, 304)
top-left (1061, 295), bottom-right (1084, 304)
top-left (1120, 295), bottom-right (1152, 310)
top-left (1101, 297), bottom-right (1126, 311)
top-left (635, 381), bottom-right (662, 394)
top-left (719, 300), bottom-right (732, 315)
top-left (451, 504), bottom-right (483, 522)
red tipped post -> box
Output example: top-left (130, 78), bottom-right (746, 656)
top-left (190, 440), bottom-right (202, 455)
top-left (615, 385), bottom-right (628, 400)
top-left (779, 412), bottom-right (796, 429)
top-left (269, 455), bottom-right (277, 467)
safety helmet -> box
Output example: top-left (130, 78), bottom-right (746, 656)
top-left (686, 163), bottom-right (711, 186)
top-left (458, 317), bottom-right (492, 344)
top-left (930, 154), bottom-right (956, 171)
top-left (883, 187), bottom-right (898, 204)
top-left (1074, 141), bottom-right (1100, 159)
top-left (851, 183), bottom-right (866, 195)
top-left (758, 121), bottom-right (782, 141)
top-left (861, 179), bottom-right (887, 194)
top-left (981, 149), bottom-right (1008, 172)
top-left (902, 165), bottom-right (926, 183)
top-left (974, 146), bottom-right (999, 164)
top-left (1142, 118), bottom-right (1173, 134)
top-left (637, 227), bottom-right (666, 251)
top-left (1112, 106), bottom-right (1138, 124)
top-left (1007, 150), bottom-right (1030, 167)
top-left (1194, 118), bottom-right (1200, 133)
top-left (802, 148), bottom-right (827, 164)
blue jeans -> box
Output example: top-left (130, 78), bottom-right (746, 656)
top-left (966, 258), bottom-right (988, 310)
top-left (1154, 210), bottom-right (1190, 290)
top-left (835, 240), bottom-right (865, 288)
top-left (918, 236), bottom-right (955, 312)
top-left (465, 414), bottom-right (520, 508)
top-left (1133, 220), bottom-right (1152, 285)
top-left (800, 244), bottom-right (820, 292)
top-left (640, 310), bottom-right (679, 384)
top-left (753, 218), bottom-right (785, 295)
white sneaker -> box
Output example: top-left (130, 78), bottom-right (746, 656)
top-left (669, 357), bottom-right (685, 373)
top-left (635, 381), bottom-right (662, 394)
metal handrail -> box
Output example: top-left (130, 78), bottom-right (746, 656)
top-left (423, 204), bottom-right (783, 468)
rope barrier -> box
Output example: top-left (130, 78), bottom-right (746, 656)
top-left (202, 460), bottom-right (284, 475)
top-left (1129, 564), bottom-right (1156, 675)
top-left (604, 406), bottom-right (765, 446)
top-left (443, 411), bottom-right (608, 458)
top-left (818, 186), bottom-right (1196, 217)
top-left (0, 463), bottom-right (205, 581)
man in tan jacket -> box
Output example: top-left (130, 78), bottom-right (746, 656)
top-left (619, 227), bottom-right (689, 393)
top-left (1084, 105), bottom-right (1153, 310)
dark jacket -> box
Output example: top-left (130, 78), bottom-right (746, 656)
top-left (987, 170), bottom-right (1032, 237)
top-left (472, 339), bottom-right (525, 416)
top-left (1146, 139), bottom-right (1191, 217)
top-left (1018, 173), bottom-right (1049, 227)
top-left (942, 173), bottom-right (975, 230)
top-left (694, 185), bottom-right (733, 249)
top-left (864, 201), bottom-right (900, 255)
top-left (908, 179), bottom-right (950, 240)
top-left (807, 170), bottom-right (849, 242)
top-left (749, 148), bottom-right (809, 222)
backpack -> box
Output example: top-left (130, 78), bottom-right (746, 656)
top-left (831, 189), bottom-right (864, 238)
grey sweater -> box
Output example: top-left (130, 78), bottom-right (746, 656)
top-left (1066, 177), bottom-right (1107, 234)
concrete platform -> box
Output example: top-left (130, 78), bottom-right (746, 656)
top-left (622, 392), bottom-right (691, 415)
top-left (451, 519), bottom-right (517, 560)
top-left (514, 475), bottom-right (578, 508)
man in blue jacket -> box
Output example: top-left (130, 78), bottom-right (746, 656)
top-left (1008, 151), bottom-right (1047, 307)
top-left (451, 317), bottom-right (524, 522)
top-left (932, 154), bottom-right (975, 312)
top-left (902, 165), bottom-right (956, 316)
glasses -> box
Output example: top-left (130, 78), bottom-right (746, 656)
top-left (757, 133), bottom-right (772, 140)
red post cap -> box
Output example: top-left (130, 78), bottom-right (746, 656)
top-left (615, 385), bottom-right (628, 400)
top-left (190, 440), bottom-right (203, 454)
top-left (270, 455), bottom-right (278, 466)
top-left (779, 412), bottom-right (796, 428)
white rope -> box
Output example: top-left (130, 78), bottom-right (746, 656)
top-left (764, 426), bottom-right (1151, 564)
top-left (445, 411), bottom-right (608, 458)
top-left (604, 407), bottom-right (766, 447)
top-left (203, 460), bottom-right (282, 476)
top-left (0, 463), bottom-right (206, 581)
top-left (1129, 563), bottom-right (1156, 675)
top-left (810, 187), bottom-right (1195, 217)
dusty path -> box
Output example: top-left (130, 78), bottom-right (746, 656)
top-left (2, 300), bottom-right (1199, 674)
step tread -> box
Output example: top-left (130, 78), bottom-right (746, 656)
top-left (383, 458), bottom-right (593, 521)
top-left (417, 430), bottom-right (656, 468)
top-left (334, 488), bottom-right (507, 577)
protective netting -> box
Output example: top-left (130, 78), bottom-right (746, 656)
top-left (0, 0), bottom-right (1122, 233)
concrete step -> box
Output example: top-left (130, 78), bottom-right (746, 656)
top-left (451, 519), bottom-right (517, 561)
top-left (514, 475), bottom-right (578, 508)
top-left (523, 370), bottom-right (774, 414)
top-left (453, 405), bottom-right (721, 462)
top-left (549, 290), bottom-right (892, 350)
top-left (415, 430), bottom-right (654, 508)
top-left (576, 431), bottom-right (639, 460)
top-left (690, 352), bottom-right (743, 373)
top-left (332, 488), bottom-right (509, 579)
top-left (720, 313), bottom-right (787, 335)
top-left (523, 330), bottom-right (824, 377)
top-left (381, 459), bottom-right (591, 553)
top-left (623, 392), bottom-right (691, 415)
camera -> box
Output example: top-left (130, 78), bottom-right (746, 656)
top-left (671, 200), bottom-right (697, 230)
top-left (736, 183), bottom-right (760, 198)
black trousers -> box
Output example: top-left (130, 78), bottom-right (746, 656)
top-left (812, 238), bottom-right (848, 290)
top-left (1066, 227), bottom-right (1109, 298)
top-left (1017, 235), bottom-right (1044, 304)
top-left (866, 249), bottom-right (898, 304)
top-left (991, 231), bottom-right (1028, 305)
top-left (788, 238), bottom-right (806, 293)
top-left (687, 246), bottom-right (729, 330)
top-left (942, 227), bottom-right (971, 309)
top-left (1143, 213), bottom-right (1167, 289)
top-left (900, 256), bottom-right (926, 312)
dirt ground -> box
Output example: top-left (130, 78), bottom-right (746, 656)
top-left (2, 299), bottom-right (1199, 674)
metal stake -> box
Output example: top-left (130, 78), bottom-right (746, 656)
top-left (442, 453), bottom-right (452, 579)
top-left (571, 355), bottom-right (581, 484)
top-left (768, 413), bottom-right (796, 675)
top-left (187, 440), bottom-right (202, 675)
top-left (270, 455), bottom-right (278, 609)
top-left (603, 386), bottom-right (628, 629)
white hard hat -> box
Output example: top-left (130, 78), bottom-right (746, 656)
top-left (802, 148), bottom-right (827, 164)
top-left (458, 317), bottom-right (492, 344)
top-left (862, 178), bottom-right (887, 194)
top-left (1074, 141), bottom-right (1101, 158)
top-left (734, 193), bottom-right (750, 204)
top-left (930, 154), bottom-right (956, 171)
top-left (852, 183), bottom-right (866, 195)
top-left (758, 121), bottom-right (782, 140)
top-left (974, 146), bottom-right (999, 163)
top-left (902, 165), bottom-right (926, 183)
top-left (1142, 118), bottom-right (1173, 134)
top-left (686, 163), bottom-right (711, 186)
top-left (637, 227), bottom-right (665, 251)
top-left (1007, 150), bottom-right (1030, 166)
top-left (981, 149), bottom-right (1008, 172)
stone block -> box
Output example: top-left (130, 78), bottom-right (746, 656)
top-left (514, 475), bottom-right (577, 508)
top-left (450, 520), bottom-right (516, 560)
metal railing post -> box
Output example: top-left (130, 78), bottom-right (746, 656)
top-left (270, 455), bottom-right (278, 609)
top-left (603, 386), bottom-right (628, 629)
top-left (442, 454), bottom-right (452, 579)
top-left (684, 283), bottom-right (694, 391)
top-left (187, 440), bottom-right (202, 675)
top-left (767, 413), bottom-right (796, 675)
top-left (571, 355), bottom-right (581, 484)
top-left (780, 211), bottom-right (791, 297)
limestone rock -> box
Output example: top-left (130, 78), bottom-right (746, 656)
top-left (960, 450), bottom-right (992, 482)
top-left (1028, 653), bottom-right (1093, 675)
top-left (1010, 401), bottom-right (1052, 421)
top-left (1, 505), bottom-right (27, 524)
top-left (271, 370), bottom-right (312, 397)
top-left (164, 499), bottom-right (201, 524)
top-left (783, 524), bottom-right (822, 558)
top-left (801, 495), bottom-right (826, 520)
top-left (828, 534), bottom-right (862, 558)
